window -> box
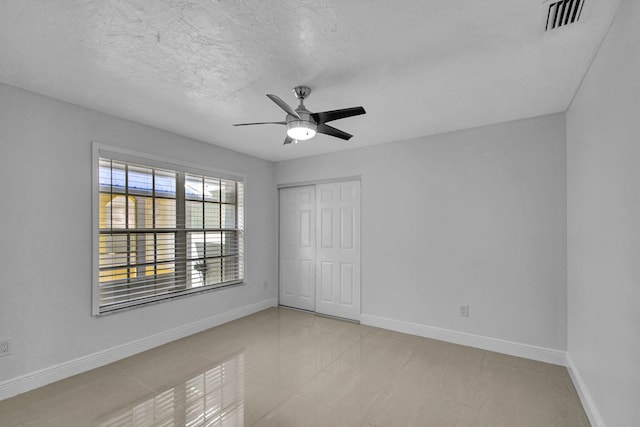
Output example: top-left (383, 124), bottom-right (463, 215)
top-left (93, 145), bottom-right (244, 315)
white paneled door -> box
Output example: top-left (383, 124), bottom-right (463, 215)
top-left (315, 181), bottom-right (361, 320)
top-left (279, 185), bottom-right (316, 311)
top-left (279, 181), bottom-right (361, 321)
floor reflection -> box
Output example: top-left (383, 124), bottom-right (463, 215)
top-left (95, 352), bottom-right (244, 427)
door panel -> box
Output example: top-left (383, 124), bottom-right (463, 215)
top-left (340, 263), bottom-right (354, 305)
top-left (283, 258), bottom-right (295, 296)
top-left (340, 207), bottom-right (355, 249)
top-left (299, 259), bottom-right (313, 298)
top-left (315, 181), bottom-right (361, 320)
top-left (320, 208), bottom-right (333, 248)
top-left (279, 186), bottom-right (316, 311)
top-left (320, 261), bottom-right (333, 301)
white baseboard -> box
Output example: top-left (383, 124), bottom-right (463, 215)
top-left (566, 355), bottom-right (606, 427)
top-left (360, 314), bottom-right (567, 366)
top-left (0, 298), bottom-right (277, 401)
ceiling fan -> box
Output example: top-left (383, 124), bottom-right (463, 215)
top-left (233, 86), bottom-right (366, 145)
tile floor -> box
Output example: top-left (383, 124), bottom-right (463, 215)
top-left (0, 307), bottom-right (590, 426)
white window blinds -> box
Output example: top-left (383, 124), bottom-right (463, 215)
top-left (94, 147), bottom-right (245, 315)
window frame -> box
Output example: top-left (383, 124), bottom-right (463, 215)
top-left (92, 143), bottom-right (246, 316)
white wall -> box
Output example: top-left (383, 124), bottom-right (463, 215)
top-left (276, 113), bottom-right (567, 352)
top-left (566, 0), bottom-right (640, 424)
top-left (0, 83), bottom-right (277, 391)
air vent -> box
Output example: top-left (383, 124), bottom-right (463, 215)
top-left (545, 0), bottom-right (585, 31)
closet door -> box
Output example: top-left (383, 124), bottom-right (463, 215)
top-left (279, 186), bottom-right (316, 311)
top-left (315, 181), bottom-right (361, 321)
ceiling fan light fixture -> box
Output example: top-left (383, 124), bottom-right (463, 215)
top-left (286, 120), bottom-right (317, 141)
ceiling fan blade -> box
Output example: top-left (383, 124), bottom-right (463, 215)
top-left (311, 106), bottom-right (366, 125)
top-left (266, 94), bottom-right (300, 119)
top-left (317, 124), bottom-right (353, 141)
top-left (283, 135), bottom-right (294, 145)
top-left (233, 121), bottom-right (286, 126)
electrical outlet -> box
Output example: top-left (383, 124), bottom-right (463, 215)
top-left (459, 305), bottom-right (469, 317)
top-left (0, 340), bottom-right (10, 357)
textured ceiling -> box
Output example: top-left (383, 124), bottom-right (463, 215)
top-left (0, 0), bottom-right (621, 161)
